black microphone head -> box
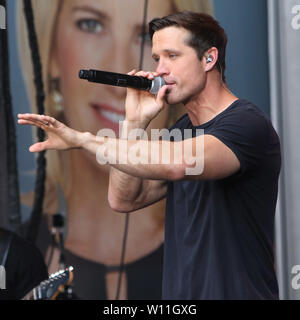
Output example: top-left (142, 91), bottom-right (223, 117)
top-left (79, 70), bottom-right (89, 79)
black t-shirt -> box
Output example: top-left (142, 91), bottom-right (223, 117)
top-left (163, 99), bottom-right (281, 300)
top-left (3, 232), bottom-right (48, 299)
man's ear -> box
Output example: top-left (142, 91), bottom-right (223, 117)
top-left (204, 47), bottom-right (218, 72)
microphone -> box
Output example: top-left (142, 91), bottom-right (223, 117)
top-left (79, 69), bottom-right (166, 95)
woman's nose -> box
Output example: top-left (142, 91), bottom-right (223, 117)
top-left (103, 42), bottom-right (136, 98)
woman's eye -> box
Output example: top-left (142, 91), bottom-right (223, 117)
top-left (76, 19), bottom-right (103, 34)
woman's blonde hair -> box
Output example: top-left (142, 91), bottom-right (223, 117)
top-left (17, 0), bottom-right (213, 210)
top-left (17, 0), bottom-right (66, 211)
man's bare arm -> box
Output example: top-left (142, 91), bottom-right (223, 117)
top-left (17, 114), bottom-right (240, 182)
top-left (108, 120), bottom-right (168, 213)
top-left (108, 173), bottom-right (168, 213)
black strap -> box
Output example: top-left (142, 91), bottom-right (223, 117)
top-left (23, 0), bottom-right (47, 244)
top-left (0, 229), bottom-right (13, 267)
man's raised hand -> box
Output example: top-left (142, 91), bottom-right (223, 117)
top-left (124, 70), bottom-right (170, 126)
top-left (18, 113), bottom-right (84, 152)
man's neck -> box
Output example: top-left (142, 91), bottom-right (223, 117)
top-left (185, 78), bottom-right (239, 126)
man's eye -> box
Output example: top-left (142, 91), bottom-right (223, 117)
top-left (169, 54), bottom-right (176, 59)
top-left (76, 19), bottom-right (103, 34)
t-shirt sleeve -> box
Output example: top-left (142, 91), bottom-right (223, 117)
top-left (207, 106), bottom-right (271, 176)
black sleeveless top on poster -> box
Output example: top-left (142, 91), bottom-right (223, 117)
top-left (163, 99), bottom-right (281, 300)
top-left (35, 216), bottom-right (164, 300)
top-left (63, 244), bottom-right (163, 300)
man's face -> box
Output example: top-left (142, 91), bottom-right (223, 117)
top-left (152, 26), bottom-right (207, 105)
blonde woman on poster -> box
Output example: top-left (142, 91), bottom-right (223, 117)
top-left (17, 0), bottom-right (213, 299)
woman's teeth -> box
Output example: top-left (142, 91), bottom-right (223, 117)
top-left (100, 109), bottom-right (125, 123)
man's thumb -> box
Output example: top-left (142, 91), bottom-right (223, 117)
top-left (156, 85), bottom-right (171, 106)
top-left (29, 142), bottom-right (47, 153)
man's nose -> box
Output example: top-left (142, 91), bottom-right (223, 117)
top-left (155, 59), bottom-right (169, 76)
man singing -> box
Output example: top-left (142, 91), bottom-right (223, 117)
top-left (18, 11), bottom-right (281, 299)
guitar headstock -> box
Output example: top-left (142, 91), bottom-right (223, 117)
top-left (25, 266), bottom-right (74, 300)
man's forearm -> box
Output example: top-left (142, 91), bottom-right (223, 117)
top-left (79, 123), bottom-right (184, 181)
top-left (108, 121), bottom-right (149, 208)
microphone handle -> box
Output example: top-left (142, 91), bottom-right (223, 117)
top-left (79, 69), bottom-right (152, 91)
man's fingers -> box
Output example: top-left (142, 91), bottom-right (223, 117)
top-left (18, 119), bottom-right (49, 130)
top-left (18, 113), bottom-right (54, 123)
top-left (18, 119), bottom-right (44, 127)
top-left (18, 113), bottom-right (42, 121)
top-left (156, 84), bottom-right (170, 105)
top-left (18, 113), bottom-right (58, 128)
top-left (29, 141), bottom-right (48, 153)
top-left (134, 70), bottom-right (155, 80)
top-left (135, 71), bottom-right (146, 78)
top-left (18, 113), bottom-right (73, 152)
top-left (127, 69), bottom-right (136, 75)
top-left (40, 115), bottom-right (56, 126)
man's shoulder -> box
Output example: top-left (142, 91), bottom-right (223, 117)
top-left (215, 99), bottom-right (276, 136)
top-left (222, 99), bottom-right (270, 122)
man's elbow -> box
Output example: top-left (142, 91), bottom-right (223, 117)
top-left (166, 164), bottom-right (186, 181)
top-left (108, 193), bottom-right (133, 213)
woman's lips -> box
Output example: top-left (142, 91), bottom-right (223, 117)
top-left (91, 103), bottom-right (125, 132)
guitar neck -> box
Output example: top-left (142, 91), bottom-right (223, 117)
top-left (22, 266), bottom-right (74, 300)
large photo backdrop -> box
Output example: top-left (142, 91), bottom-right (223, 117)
top-left (6, 0), bottom-right (273, 300)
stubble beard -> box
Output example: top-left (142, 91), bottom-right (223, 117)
top-left (165, 89), bottom-right (190, 106)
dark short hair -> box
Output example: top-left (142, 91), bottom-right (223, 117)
top-left (149, 11), bottom-right (227, 82)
